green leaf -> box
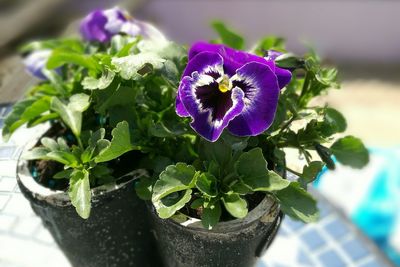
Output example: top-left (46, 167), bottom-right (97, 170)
top-left (190, 198), bottom-right (204, 209)
top-left (95, 121), bottom-right (134, 163)
top-left (323, 107), bottom-right (347, 133)
top-left (221, 133), bottom-right (248, 152)
top-left (222, 193), bottom-right (248, 219)
top-left (253, 36), bottom-right (285, 55)
top-left (81, 129), bottom-right (106, 162)
top-left (211, 21), bottom-right (244, 50)
top-left (152, 163), bottom-right (197, 202)
top-left (112, 52), bottom-right (165, 80)
top-left (41, 137), bottom-right (59, 151)
top-left (196, 172), bottom-right (218, 197)
top-left (82, 70), bottom-right (115, 90)
top-left (301, 161), bottom-right (324, 183)
top-left (202, 201), bottom-right (221, 230)
top-left (21, 147), bottom-right (50, 160)
top-left (155, 189), bottom-right (192, 219)
top-left (20, 39), bottom-right (84, 54)
top-left (94, 86), bottom-right (136, 115)
top-left (57, 137), bottom-right (69, 151)
top-left (275, 53), bottom-right (304, 69)
top-left (46, 151), bottom-right (79, 167)
top-left (2, 97), bottom-right (51, 140)
top-left (149, 121), bottom-right (176, 137)
top-left (69, 170), bottom-right (91, 219)
top-left (53, 169), bottom-right (73, 179)
top-left (330, 136), bottom-right (369, 168)
top-left (50, 94), bottom-right (90, 137)
top-left (27, 113), bottom-right (59, 128)
top-left (90, 164), bottom-right (112, 177)
top-left (200, 138), bottom-right (232, 168)
top-left (275, 182), bottom-right (319, 223)
top-left (47, 50), bottom-right (101, 71)
top-left (68, 94), bottom-right (91, 112)
top-left (235, 148), bottom-right (290, 191)
top-left (135, 177), bottom-right (153, 200)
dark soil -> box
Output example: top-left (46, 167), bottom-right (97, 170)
top-left (31, 159), bottom-right (68, 190)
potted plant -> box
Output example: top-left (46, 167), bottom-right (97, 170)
top-left (135, 23), bottom-right (370, 266)
top-left (2, 6), bottom-right (186, 267)
top-left (3, 6), bottom-right (369, 266)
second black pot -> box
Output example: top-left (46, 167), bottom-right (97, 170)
top-left (148, 195), bottom-right (282, 267)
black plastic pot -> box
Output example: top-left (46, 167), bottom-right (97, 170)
top-left (17, 159), bottom-right (161, 267)
top-left (148, 195), bottom-right (282, 267)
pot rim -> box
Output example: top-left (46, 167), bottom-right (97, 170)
top-left (16, 130), bottom-right (147, 206)
top-left (151, 194), bottom-right (279, 233)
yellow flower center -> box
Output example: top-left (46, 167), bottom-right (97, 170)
top-left (217, 75), bottom-right (231, 93)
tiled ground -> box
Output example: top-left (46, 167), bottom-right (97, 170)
top-left (0, 104), bottom-right (395, 267)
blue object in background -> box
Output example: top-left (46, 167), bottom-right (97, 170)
top-left (352, 148), bottom-right (400, 265)
top-left (316, 147), bottom-right (400, 265)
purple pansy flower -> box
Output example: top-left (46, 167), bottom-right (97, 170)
top-left (23, 50), bottom-right (52, 80)
top-left (176, 42), bottom-right (292, 142)
top-left (80, 7), bottom-right (165, 43)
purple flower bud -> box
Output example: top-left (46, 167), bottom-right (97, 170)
top-left (265, 50), bottom-right (283, 61)
top-left (80, 7), bottom-right (166, 43)
top-left (23, 50), bottom-right (52, 80)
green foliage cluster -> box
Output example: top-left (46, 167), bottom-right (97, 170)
top-left (3, 22), bottom-right (369, 227)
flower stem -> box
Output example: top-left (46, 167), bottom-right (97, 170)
top-left (285, 166), bottom-right (302, 177)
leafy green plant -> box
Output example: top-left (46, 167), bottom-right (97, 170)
top-left (3, 8), bottom-right (368, 226)
top-left (142, 22), bottom-right (369, 229)
top-left (4, 23), bottom-right (188, 218)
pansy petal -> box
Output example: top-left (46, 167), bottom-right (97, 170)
top-left (180, 75), bottom-right (245, 142)
top-left (266, 50), bottom-right (282, 61)
top-left (228, 62), bottom-right (280, 136)
top-left (135, 20), bottom-right (167, 42)
top-left (80, 10), bottom-right (110, 42)
top-left (176, 90), bottom-right (189, 117)
top-left (188, 42), bottom-right (266, 76)
top-left (177, 51), bottom-right (224, 117)
top-left (23, 50), bottom-right (52, 80)
top-left (182, 51), bottom-right (224, 78)
top-left (189, 42), bottom-right (292, 89)
top-left (104, 7), bottom-right (127, 34)
top-left (274, 66), bottom-right (292, 89)
top-left (259, 59), bottom-right (292, 89)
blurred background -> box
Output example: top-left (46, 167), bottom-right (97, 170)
top-left (0, 0), bottom-right (399, 266)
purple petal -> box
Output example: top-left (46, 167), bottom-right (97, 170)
top-left (228, 62), bottom-right (280, 136)
top-left (176, 90), bottom-right (189, 117)
top-left (179, 74), bottom-right (245, 142)
top-left (266, 50), bottom-right (283, 61)
top-left (188, 42), bottom-right (266, 76)
top-left (134, 20), bottom-right (167, 41)
top-left (23, 50), bottom-right (52, 80)
top-left (274, 65), bottom-right (292, 89)
top-left (188, 42), bottom-right (292, 88)
top-left (103, 7), bottom-right (127, 34)
top-left (177, 51), bottom-right (224, 117)
top-left (80, 10), bottom-right (110, 42)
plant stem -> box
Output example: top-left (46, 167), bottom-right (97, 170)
top-left (299, 72), bottom-right (310, 99)
top-left (279, 115), bottom-right (296, 134)
top-left (285, 167), bottom-right (302, 177)
top-left (300, 147), bottom-right (311, 164)
top-left (76, 135), bottom-right (84, 149)
top-left (223, 172), bottom-right (237, 185)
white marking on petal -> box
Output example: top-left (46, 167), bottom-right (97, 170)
top-left (230, 73), bottom-right (260, 112)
